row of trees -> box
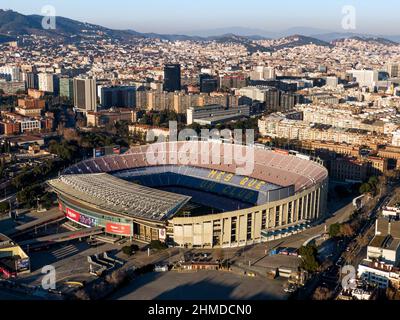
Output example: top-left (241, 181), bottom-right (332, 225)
top-left (59, 128), bottom-right (130, 150)
top-left (329, 220), bottom-right (356, 239)
top-left (12, 159), bottom-right (60, 209)
top-left (12, 159), bottom-right (58, 190)
top-left (359, 176), bottom-right (379, 195)
top-left (186, 117), bottom-right (260, 138)
top-left (0, 90), bottom-right (17, 109)
top-left (139, 110), bottom-right (186, 127)
top-left (48, 140), bottom-right (80, 163)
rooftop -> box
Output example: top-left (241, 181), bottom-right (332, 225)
top-left (48, 173), bottom-right (191, 221)
top-left (369, 235), bottom-right (400, 251)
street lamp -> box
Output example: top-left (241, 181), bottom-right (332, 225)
top-left (15, 198), bottom-right (19, 219)
top-left (8, 199), bottom-right (12, 219)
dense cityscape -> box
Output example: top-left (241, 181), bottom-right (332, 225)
top-left (1, 4), bottom-right (400, 306)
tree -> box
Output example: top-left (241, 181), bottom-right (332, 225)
top-left (11, 159), bottom-right (58, 191)
top-left (149, 240), bottom-right (167, 250)
top-left (115, 121), bottom-right (130, 139)
top-left (321, 259), bottom-right (333, 271)
top-left (187, 123), bottom-right (202, 135)
top-left (122, 245), bottom-right (134, 256)
top-left (340, 223), bottom-right (355, 238)
top-left (74, 289), bottom-right (90, 300)
top-left (298, 244), bottom-right (320, 273)
top-left (0, 201), bottom-right (10, 214)
top-left (313, 286), bottom-right (333, 300)
top-left (0, 159), bottom-right (5, 177)
top-left (153, 115), bottom-right (161, 127)
top-left (359, 183), bottom-right (372, 194)
top-left (329, 223), bottom-right (341, 238)
top-left (139, 113), bottom-right (150, 125)
top-left (359, 176), bottom-right (380, 196)
top-left (105, 269), bottom-right (129, 287)
top-left (131, 244), bottom-right (139, 252)
top-left (121, 244), bottom-right (139, 256)
top-left (49, 140), bottom-right (79, 162)
top-left (368, 176), bottom-right (378, 187)
top-left (40, 193), bottom-right (54, 209)
top-left (62, 128), bottom-right (81, 142)
top-left (16, 184), bottom-right (44, 208)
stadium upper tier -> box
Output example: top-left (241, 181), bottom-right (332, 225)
top-left (48, 173), bottom-right (191, 221)
top-left (63, 141), bottom-right (328, 192)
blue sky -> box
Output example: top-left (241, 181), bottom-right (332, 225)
top-left (2, 0), bottom-right (399, 34)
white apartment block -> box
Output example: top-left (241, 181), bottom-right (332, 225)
top-left (38, 73), bottom-right (55, 92)
top-left (20, 119), bottom-right (41, 133)
top-left (250, 66), bottom-right (275, 81)
top-left (0, 65), bottom-right (21, 81)
top-left (347, 69), bottom-right (379, 88)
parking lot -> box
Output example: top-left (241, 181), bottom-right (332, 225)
top-left (111, 270), bottom-right (289, 300)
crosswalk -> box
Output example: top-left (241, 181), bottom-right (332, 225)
top-left (52, 245), bottom-right (79, 259)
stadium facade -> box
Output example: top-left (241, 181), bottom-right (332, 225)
top-left (48, 141), bottom-right (329, 248)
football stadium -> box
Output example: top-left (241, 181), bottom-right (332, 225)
top-left (48, 140), bottom-right (329, 248)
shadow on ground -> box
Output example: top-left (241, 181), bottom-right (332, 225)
top-left (113, 271), bottom-right (284, 300)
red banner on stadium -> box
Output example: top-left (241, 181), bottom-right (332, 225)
top-left (106, 223), bottom-right (131, 236)
top-left (66, 207), bottom-right (80, 222)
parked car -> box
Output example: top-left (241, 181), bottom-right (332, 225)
top-left (154, 265), bottom-right (169, 272)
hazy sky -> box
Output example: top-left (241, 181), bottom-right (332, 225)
top-left (2, 0), bottom-right (399, 35)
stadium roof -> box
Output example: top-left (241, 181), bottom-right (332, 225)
top-left (48, 173), bottom-right (191, 221)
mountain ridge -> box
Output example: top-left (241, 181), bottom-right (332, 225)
top-left (0, 9), bottom-right (398, 45)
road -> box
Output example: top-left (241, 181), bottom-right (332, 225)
top-left (271, 199), bottom-right (356, 248)
top-left (230, 199), bottom-right (356, 268)
top-left (307, 188), bottom-right (396, 299)
top-left (344, 193), bottom-right (387, 267)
